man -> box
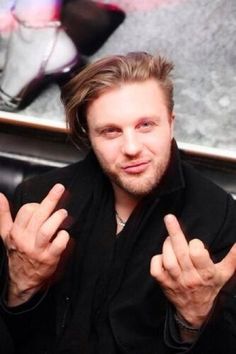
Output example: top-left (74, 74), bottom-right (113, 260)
top-left (0, 52), bottom-right (236, 353)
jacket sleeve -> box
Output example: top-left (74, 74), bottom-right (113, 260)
top-left (189, 194), bottom-right (236, 354)
top-left (164, 194), bottom-right (236, 354)
top-left (0, 181), bottom-right (57, 353)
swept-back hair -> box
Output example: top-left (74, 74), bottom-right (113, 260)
top-left (61, 52), bottom-right (174, 148)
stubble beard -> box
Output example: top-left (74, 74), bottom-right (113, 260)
top-left (98, 148), bottom-right (172, 198)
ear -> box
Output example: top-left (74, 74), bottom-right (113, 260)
top-left (170, 112), bottom-right (175, 139)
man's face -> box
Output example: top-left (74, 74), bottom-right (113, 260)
top-left (87, 79), bottom-right (174, 198)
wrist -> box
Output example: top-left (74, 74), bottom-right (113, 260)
top-left (7, 252), bottom-right (46, 306)
top-left (7, 279), bottom-right (44, 307)
top-left (177, 305), bottom-right (213, 328)
top-left (174, 311), bottom-right (200, 343)
top-left (174, 312), bottom-right (201, 332)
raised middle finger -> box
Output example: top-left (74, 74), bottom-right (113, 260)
top-left (26, 184), bottom-right (65, 234)
top-left (35, 208), bottom-right (68, 249)
top-left (164, 214), bottom-right (193, 271)
top-left (162, 236), bottom-right (181, 279)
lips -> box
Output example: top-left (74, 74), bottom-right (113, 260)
top-left (122, 161), bottom-right (150, 174)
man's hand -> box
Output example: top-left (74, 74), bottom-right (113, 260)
top-left (0, 184), bottom-right (70, 306)
top-left (150, 214), bottom-right (236, 328)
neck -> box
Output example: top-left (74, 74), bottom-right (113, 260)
top-left (112, 183), bottom-right (141, 221)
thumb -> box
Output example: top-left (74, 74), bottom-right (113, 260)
top-left (0, 193), bottom-right (13, 242)
top-left (217, 243), bottom-right (236, 284)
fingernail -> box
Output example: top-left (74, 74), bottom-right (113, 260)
top-left (61, 209), bottom-right (68, 217)
top-left (54, 184), bottom-right (65, 194)
top-left (164, 214), bottom-right (174, 222)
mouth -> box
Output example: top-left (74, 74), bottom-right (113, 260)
top-left (122, 161), bottom-right (150, 174)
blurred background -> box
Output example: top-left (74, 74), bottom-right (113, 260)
top-left (0, 0), bottom-right (235, 152)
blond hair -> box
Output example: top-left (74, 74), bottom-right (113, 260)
top-left (61, 52), bottom-right (174, 148)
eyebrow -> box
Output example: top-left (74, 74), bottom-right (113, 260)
top-left (93, 123), bottom-right (120, 133)
top-left (93, 115), bottom-right (161, 132)
top-left (136, 115), bottom-right (161, 124)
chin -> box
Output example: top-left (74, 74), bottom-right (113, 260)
top-left (116, 175), bottom-right (163, 198)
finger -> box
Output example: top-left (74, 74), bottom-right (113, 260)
top-left (150, 255), bottom-right (176, 290)
top-left (35, 209), bottom-right (68, 249)
top-left (150, 254), bottom-right (167, 283)
top-left (162, 237), bottom-right (181, 279)
top-left (0, 193), bottom-right (13, 240)
top-left (27, 184), bottom-right (65, 233)
top-left (14, 203), bottom-right (38, 228)
top-left (164, 214), bottom-right (193, 270)
top-left (6, 203), bottom-right (39, 252)
top-left (189, 239), bottom-right (215, 281)
top-left (217, 243), bottom-right (236, 283)
top-left (48, 230), bottom-right (70, 257)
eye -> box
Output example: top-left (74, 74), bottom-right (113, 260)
top-left (101, 127), bottom-right (121, 139)
top-left (137, 120), bottom-right (156, 132)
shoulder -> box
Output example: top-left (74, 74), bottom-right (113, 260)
top-left (14, 160), bottom-right (85, 205)
top-left (180, 162), bottom-right (236, 251)
top-left (182, 161), bottom-right (231, 204)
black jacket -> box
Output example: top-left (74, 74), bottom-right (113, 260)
top-left (1, 143), bottom-right (236, 354)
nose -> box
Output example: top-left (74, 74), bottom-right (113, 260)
top-left (122, 130), bottom-right (142, 156)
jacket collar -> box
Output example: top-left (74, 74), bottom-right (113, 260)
top-left (65, 138), bottom-right (185, 218)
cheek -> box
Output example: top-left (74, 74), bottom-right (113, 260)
top-left (145, 134), bottom-right (171, 154)
top-left (92, 140), bottom-right (120, 165)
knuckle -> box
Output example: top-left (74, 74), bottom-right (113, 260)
top-left (164, 262), bottom-right (178, 274)
top-left (55, 209), bottom-right (67, 223)
top-left (186, 282), bottom-right (197, 290)
top-left (189, 238), bottom-right (202, 246)
top-left (189, 239), bottom-right (205, 253)
top-left (151, 268), bottom-right (162, 279)
top-left (189, 248), bottom-right (202, 260)
top-left (19, 203), bottom-right (38, 215)
top-left (6, 228), bottom-right (19, 248)
top-left (39, 225), bottom-right (51, 239)
top-left (201, 269), bottom-right (214, 281)
top-left (150, 263), bottom-right (162, 278)
top-left (185, 277), bottom-right (200, 289)
top-left (150, 266), bottom-right (165, 282)
top-left (181, 271), bottom-right (200, 289)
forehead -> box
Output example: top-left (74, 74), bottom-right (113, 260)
top-left (87, 79), bottom-right (168, 125)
